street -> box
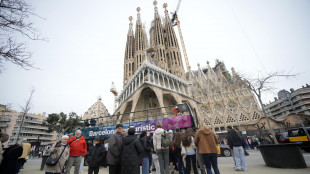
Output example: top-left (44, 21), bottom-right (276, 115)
top-left (20, 150), bottom-right (310, 174)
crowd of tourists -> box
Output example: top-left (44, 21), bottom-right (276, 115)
top-left (0, 123), bottom-right (250, 174)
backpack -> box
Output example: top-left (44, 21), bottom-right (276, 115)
top-left (161, 131), bottom-right (171, 148)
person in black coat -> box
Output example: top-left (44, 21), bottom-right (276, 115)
top-left (121, 127), bottom-right (143, 174)
top-left (0, 143), bottom-right (23, 174)
top-left (87, 137), bottom-right (106, 174)
top-left (139, 131), bottom-right (153, 174)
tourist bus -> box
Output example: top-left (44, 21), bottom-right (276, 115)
top-left (75, 103), bottom-right (199, 165)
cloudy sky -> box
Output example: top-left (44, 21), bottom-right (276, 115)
top-left (0, 0), bottom-right (309, 116)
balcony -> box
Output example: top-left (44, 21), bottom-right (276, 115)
top-left (0, 117), bottom-right (10, 122)
top-left (10, 135), bottom-right (53, 141)
top-left (12, 130), bottom-right (52, 136)
top-left (0, 123), bottom-right (8, 128)
top-left (15, 124), bottom-right (48, 130)
top-left (16, 119), bottom-right (43, 124)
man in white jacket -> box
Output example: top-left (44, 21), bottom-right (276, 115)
top-left (153, 122), bottom-right (170, 174)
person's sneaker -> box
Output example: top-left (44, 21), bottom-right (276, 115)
top-left (235, 168), bottom-right (242, 171)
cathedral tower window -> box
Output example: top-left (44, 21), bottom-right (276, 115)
top-left (239, 113), bottom-right (250, 122)
top-left (214, 117), bottom-right (223, 125)
top-left (226, 115), bottom-right (236, 123)
top-left (252, 111), bottom-right (261, 120)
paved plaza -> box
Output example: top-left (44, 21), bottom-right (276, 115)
top-left (20, 151), bottom-right (310, 174)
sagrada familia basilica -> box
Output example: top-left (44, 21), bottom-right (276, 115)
top-left (82, 1), bottom-right (305, 133)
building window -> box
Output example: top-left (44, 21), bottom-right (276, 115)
top-left (204, 118), bottom-right (211, 126)
top-left (239, 113), bottom-right (250, 122)
top-left (252, 111), bottom-right (261, 120)
top-left (226, 115), bottom-right (236, 123)
top-left (214, 117), bottom-right (223, 125)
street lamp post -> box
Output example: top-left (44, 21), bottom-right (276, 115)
top-left (278, 89), bottom-right (310, 141)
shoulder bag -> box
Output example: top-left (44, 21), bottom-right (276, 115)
top-left (46, 138), bottom-right (76, 166)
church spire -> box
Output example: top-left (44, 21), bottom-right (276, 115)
top-left (150, 0), bottom-right (167, 71)
top-left (163, 3), bottom-right (185, 79)
top-left (134, 7), bottom-right (148, 71)
top-left (123, 16), bottom-right (135, 87)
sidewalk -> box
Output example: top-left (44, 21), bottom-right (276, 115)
top-left (20, 163), bottom-right (310, 174)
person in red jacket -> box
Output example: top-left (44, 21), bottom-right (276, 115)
top-left (65, 130), bottom-right (87, 174)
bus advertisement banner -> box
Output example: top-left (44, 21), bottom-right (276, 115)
top-left (82, 115), bottom-right (192, 139)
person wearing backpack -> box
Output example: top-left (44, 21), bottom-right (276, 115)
top-left (153, 122), bottom-right (170, 174)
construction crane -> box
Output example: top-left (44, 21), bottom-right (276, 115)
top-left (170, 0), bottom-right (191, 73)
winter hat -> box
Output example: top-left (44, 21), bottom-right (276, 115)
top-left (226, 126), bottom-right (232, 130)
top-left (128, 127), bottom-right (135, 135)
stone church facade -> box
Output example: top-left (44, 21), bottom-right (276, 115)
top-left (109, 1), bottom-right (268, 133)
top-left (102, 1), bottom-right (301, 134)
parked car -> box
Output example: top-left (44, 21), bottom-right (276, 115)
top-left (276, 132), bottom-right (289, 143)
top-left (218, 144), bottom-right (232, 157)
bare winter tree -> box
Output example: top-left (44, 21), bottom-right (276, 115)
top-left (0, 0), bottom-right (45, 72)
top-left (15, 88), bottom-right (35, 143)
top-left (240, 71), bottom-right (296, 144)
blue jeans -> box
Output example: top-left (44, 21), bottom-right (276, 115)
top-left (177, 157), bottom-right (186, 174)
top-left (233, 146), bottom-right (247, 171)
top-left (201, 153), bottom-right (220, 174)
top-left (149, 152), bottom-right (152, 171)
top-left (142, 157), bottom-right (150, 174)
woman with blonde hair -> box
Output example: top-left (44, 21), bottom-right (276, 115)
top-left (45, 135), bottom-right (70, 174)
top-left (153, 122), bottom-right (170, 174)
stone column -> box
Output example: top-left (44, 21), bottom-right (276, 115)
top-left (157, 72), bottom-right (160, 86)
top-left (142, 71), bottom-right (145, 83)
top-left (147, 69), bottom-right (150, 82)
top-left (172, 79), bottom-right (176, 91)
top-left (177, 82), bottom-right (180, 93)
top-left (167, 77), bottom-right (171, 89)
top-left (139, 73), bottom-right (141, 86)
top-left (162, 74), bottom-right (166, 88)
top-left (152, 71), bottom-right (155, 84)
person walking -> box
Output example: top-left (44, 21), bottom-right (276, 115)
top-left (172, 132), bottom-right (186, 174)
top-left (87, 137), bottom-right (106, 174)
top-left (227, 127), bottom-right (247, 171)
top-left (140, 131), bottom-right (153, 174)
top-left (194, 126), bottom-right (220, 174)
top-left (17, 138), bottom-right (31, 172)
top-left (181, 129), bottom-right (198, 174)
top-left (45, 135), bottom-right (70, 174)
top-left (65, 130), bottom-right (87, 174)
top-left (108, 124), bottom-right (124, 174)
top-left (153, 122), bottom-right (170, 174)
top-left (121, 127), bottom-right (143, 174)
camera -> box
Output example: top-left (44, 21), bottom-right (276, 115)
top-left (55, 141), bottom-right (61, 147)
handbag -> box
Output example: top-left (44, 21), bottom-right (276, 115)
top-left (46, 144), bottom-right (67, 166)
